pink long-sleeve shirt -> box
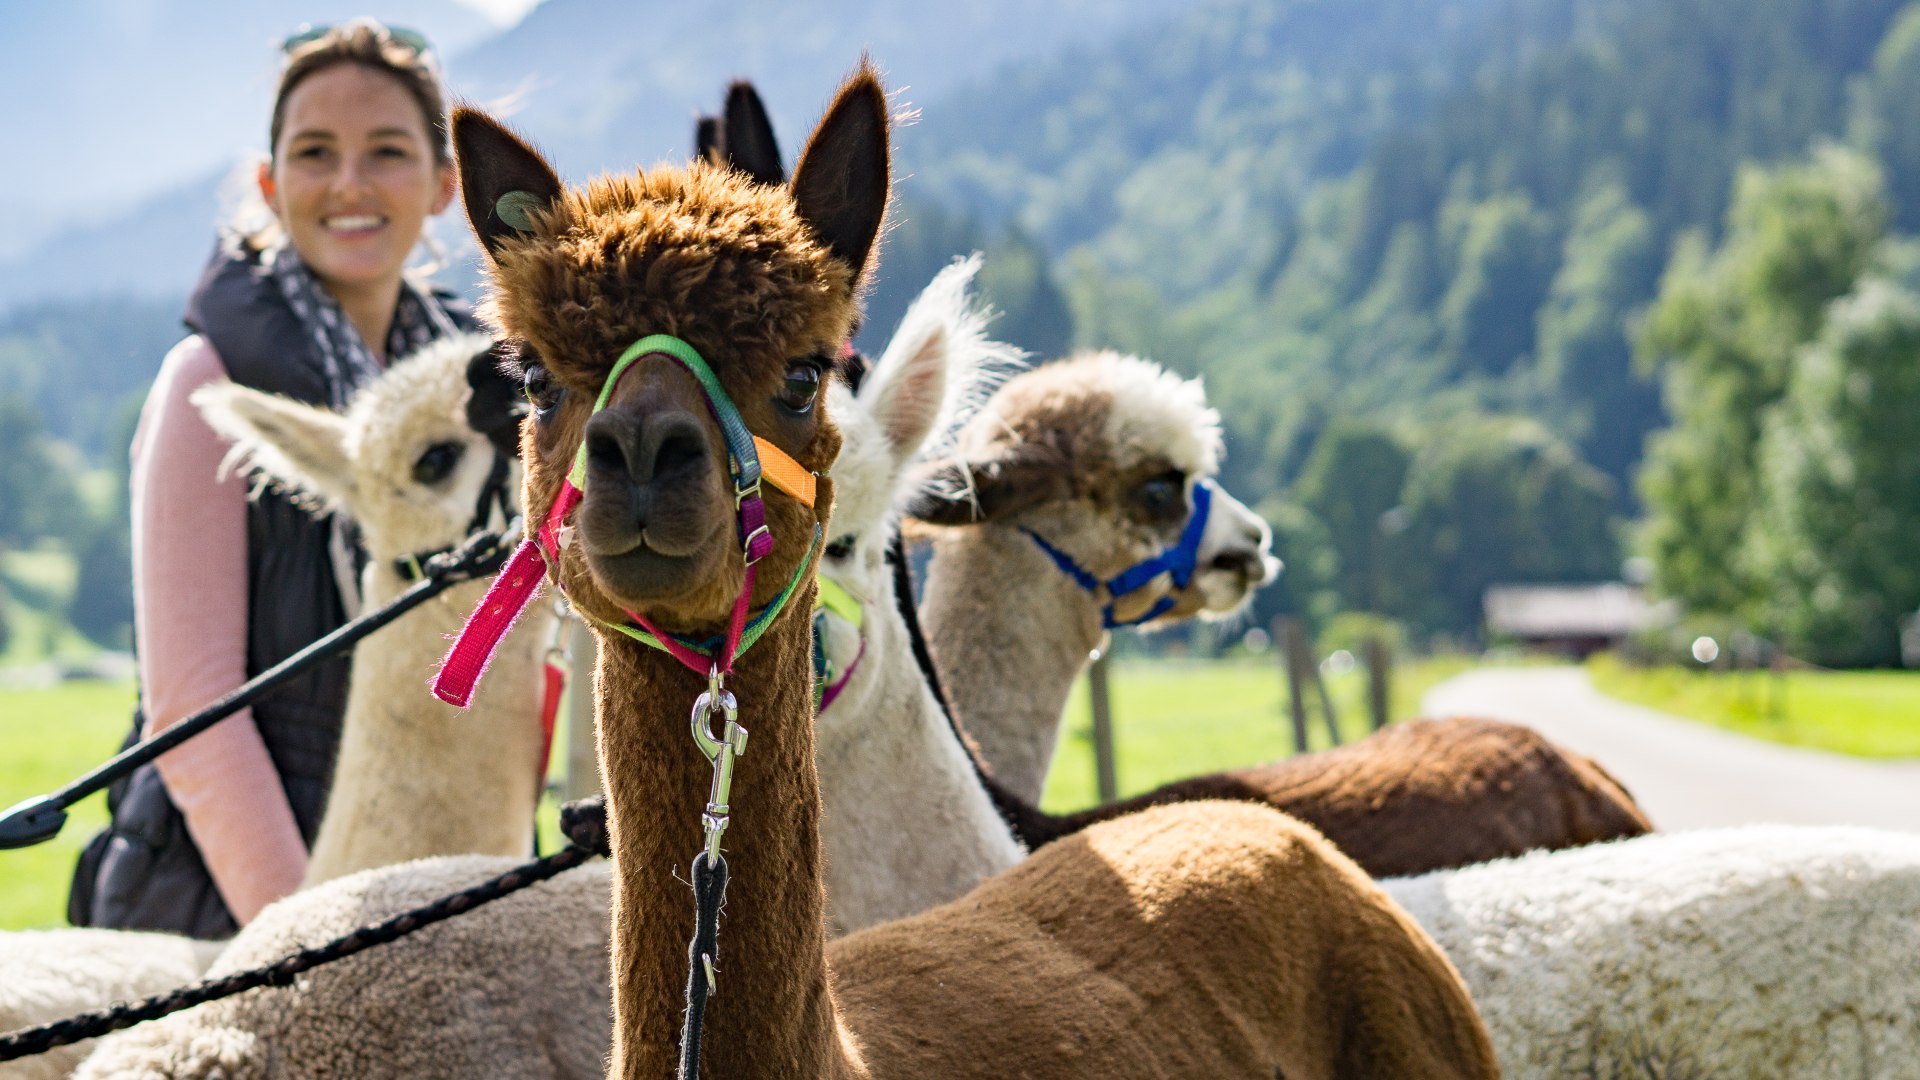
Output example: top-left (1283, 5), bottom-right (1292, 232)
top-left (130, 335), bottom-right (308, 924)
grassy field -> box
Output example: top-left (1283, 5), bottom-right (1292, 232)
top-left (1588, 653), bottom-right (1920, 758)
top-left (1040, 653), bottom-right (1476, 813)
top-left (0, 679), bottom-right (137, 929)
top-left (0, 654), bottom-right (1472, 931)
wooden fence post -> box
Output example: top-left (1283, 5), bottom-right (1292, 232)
top-left (1364, 636), bottom-right (1392, 732)
top-left (1088, 649), bottom-right (1118, 804)
top-left (561, 619), bottom-right (602, 801)
top-left (1275, 616), bottom-right (1310, 754)
top-left (1311, 657), bottom-right (1341, 747)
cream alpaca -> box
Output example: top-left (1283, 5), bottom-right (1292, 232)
top-left (193, 330), bottom-right (551, 886)
top-left (911, 350), bottom-right (1279, 803)
top-left (3, 334), bottom-right (544, 1080)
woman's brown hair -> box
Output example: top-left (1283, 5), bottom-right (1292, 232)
top-left (269, 20), bottom-right (451, 166)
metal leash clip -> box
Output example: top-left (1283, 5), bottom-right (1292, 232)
top-left (690, 667), bottom-right (749, 863)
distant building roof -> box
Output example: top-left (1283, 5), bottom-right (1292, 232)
top-left (1483, 582), bottom-right (1667, 640)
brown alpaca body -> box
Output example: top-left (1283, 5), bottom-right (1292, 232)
top-left (831, 799), bottom-right (1496, 1079)
top-left (989, 717), bottom-right (1653, 878)
top-left (458, 67), bottom-right (1497, 1079)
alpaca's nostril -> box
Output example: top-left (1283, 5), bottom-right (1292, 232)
top-left (653, 430), bottom-right (706, 479)
top-left (1210, 551), bottom-right (1254, 575)
top-left (587, 429), bottom-right (627, 477)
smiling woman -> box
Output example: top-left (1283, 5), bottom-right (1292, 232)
top-left (65, 20), bottom-right (480, 939)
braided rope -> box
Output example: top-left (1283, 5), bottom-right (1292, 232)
top-left (0, 833), bottom-right (595, 1063)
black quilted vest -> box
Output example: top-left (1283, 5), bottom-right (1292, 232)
top-left (69, 241), bottom-right (473, 938)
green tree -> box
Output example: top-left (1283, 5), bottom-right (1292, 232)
top-left (1249, 496), bottom-right (1339, 633)
top-left (0, 394), bottom-right (79, 550)
top-left (68, 393), bottom-right (142, 649)
top-left (1438, 193), bottom-right (1555, 375)
top-left (976, 225), bottom-right (1075, 361)
top-left (1746, 279), bottom-right (1920, 666)
top-left (1385, 416), bottom-right (1619, 635)
top-left (1291, 419), bottom-right (1411, 613)
top-left (1636, 147), bottom-right (1889, 616)
top-left (1534, 184), bottom-right (1663, 489)
top-left (1856, 3), bottom-right (1920, 231)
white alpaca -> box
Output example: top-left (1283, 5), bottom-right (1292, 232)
top-left (0, 932), bottom-right (223, 1080)
top-left (1381, 825), bottom-right (1920, 1079)
top-left (810, 256), bottom-right (1028, 933)
top-left (1, 333), bottom-right (547, 1080)
top-left (193, 330), bottom-right (551, 886)
top-left (909, 350), bottom-right (1280, 803)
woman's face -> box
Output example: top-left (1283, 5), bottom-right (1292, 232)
top-left (259, 63), bottom-right (454, 298)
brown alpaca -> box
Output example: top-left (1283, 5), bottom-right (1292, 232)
top-left (456, 66), bottom-right (1497, 1079)
top-left (990, 717), bottom-right (1652, 877)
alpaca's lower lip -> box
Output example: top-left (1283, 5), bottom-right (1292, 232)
top-left (583, 544), bottom-right (709, 606)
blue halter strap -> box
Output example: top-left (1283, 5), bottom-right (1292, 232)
top-left (1022, 479), bottom-right (1215, 630)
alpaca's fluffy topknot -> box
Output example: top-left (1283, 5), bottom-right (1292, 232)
top-left (481, 162), bottom-right (857, 394)
top-left (957, 349), bottom-right (1223, 487)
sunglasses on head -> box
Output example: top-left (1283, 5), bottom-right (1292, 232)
top-left (281, 22), bottom-right (433, 59)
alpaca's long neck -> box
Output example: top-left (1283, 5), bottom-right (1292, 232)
top-left (598, 591), bottom-right (847, 1079)
top-left (921, 525), bottom-right (1104, 804)
top-left (814, 564), bottom-right (1025, 934)
top-left (302, 566), bottom-right (547, 888)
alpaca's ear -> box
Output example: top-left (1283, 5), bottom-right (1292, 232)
top-left (465, 339), bottom-right (526, 460)
top-left (723, 80), bottom-right (785, 184)
top-left (790, 66), bottom-right (889, 283)
top-left (695, 114), bottom-right (724, 166)
top-left (904, 446), bottom-right (1072, 526)
top-left (191, 382), bottom-right (357, 511)
top-left (453, 107), bottom-right (564, 262)
top-left (864, 319), bottom-right (948, 468)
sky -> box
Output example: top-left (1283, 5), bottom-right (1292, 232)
top-left (453, 0), bottom-right (544, 27)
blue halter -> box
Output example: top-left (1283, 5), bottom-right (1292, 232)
top-left (1023, 479), bottom-right (1215, 629)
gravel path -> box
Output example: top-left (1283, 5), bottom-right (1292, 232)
top-left (1423, 665), bottom-right (1920, 833)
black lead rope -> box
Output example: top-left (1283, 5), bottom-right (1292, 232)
top-left (0, 522), bottom-right (518, 851)
top-left (0, 831), bottom-right (596, 1064)
top-left (678, 850), bottom-right (730, 1080)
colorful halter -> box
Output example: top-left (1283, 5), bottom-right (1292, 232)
top-left (434, 334), bottom-right (820, 706)
top-left (1022, 478), bottom-right (1215, 630)
top-left (810, 574), bottom-right (866, 713)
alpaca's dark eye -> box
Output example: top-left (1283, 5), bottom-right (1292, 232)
top-left (825, 535), bottom-right (856, 560)
top-left (413, 441), bottom-right (465, 486)
top-left (778, 362), bottom-right (822, 414)
top-left (523, 363), bottom-right (563, 416)
top-left (1135, 470), bottom-right (1187, 522)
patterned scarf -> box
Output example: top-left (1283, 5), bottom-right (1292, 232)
top-left (265, 244), bottom-right (460, 407)
top-left (263, 243), bottom-right (463, 614)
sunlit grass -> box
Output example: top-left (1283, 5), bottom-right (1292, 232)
top-left (1040, 653), bottom-right (1477, 813)
top-left (0, 654), bottom-right (1485, 928)
top-left (1587, 653), bottom-right (1920, 759)
top-left (0, 679), bottom-right (135, 929)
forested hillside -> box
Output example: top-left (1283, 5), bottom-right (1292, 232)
top-left (6, 0), bottom-right (1920, 659)
top-left (899, 0), bottom-right (1920, 644)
